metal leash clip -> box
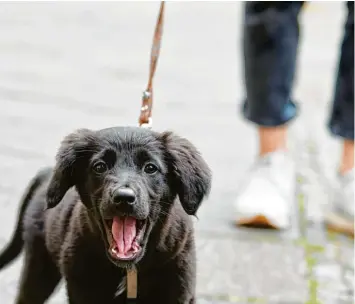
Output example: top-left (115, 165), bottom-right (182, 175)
top-left (139, 118), bottom-right (152, 129)
top-left (139, 90), bottom-right (153, 129)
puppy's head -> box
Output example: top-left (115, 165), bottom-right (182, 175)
top-left (46, 127), bottom-right (211, 267)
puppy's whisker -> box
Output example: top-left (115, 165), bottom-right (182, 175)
top-left (150, 205), bottom-right (170, 218)
top-left (149, 213), bottom-right (167, 226)
top-left (151, 200), bottom-right (172, 208)
top-left (75, 147), bottom-right (100, 153)
top-left (92, 186), bottom-right (105, 197)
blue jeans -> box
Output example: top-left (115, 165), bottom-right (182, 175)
top-left (242, 1), bottom-right (354, 140)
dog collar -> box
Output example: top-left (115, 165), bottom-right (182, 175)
top-left (126, 268), bottom-right (138, 303)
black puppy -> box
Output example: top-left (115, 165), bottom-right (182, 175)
top-left (0, 126), bottom-right (211, 304)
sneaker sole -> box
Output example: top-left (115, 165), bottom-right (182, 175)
top-left (325, 212), bottom-right (354, 238)
top-left (235, 215), bottom-right (282, 230)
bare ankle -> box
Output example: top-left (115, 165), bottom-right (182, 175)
top-left (339, 139), bottom-right (354, 175)
top-left (258, 126), bottom-right (288, 156)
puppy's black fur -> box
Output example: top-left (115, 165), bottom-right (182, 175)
top-left (0, 126), bottom-right (211, 304)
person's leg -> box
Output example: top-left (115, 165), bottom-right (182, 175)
top-left (329, 1), bottom-right (354, 175)
top-left (243, 2), bottom-right (303, 155)
top-left (258, 126), bottom-right (288, 155)
top-left (340, 140), bottom-right (354, 174)
top-left (326, 1), bottom-right (354, 236)
top-left (235, 1), bottom-right (304, 229)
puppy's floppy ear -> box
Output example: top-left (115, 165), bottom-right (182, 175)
top-left (161, 131), bottom-right (212, 215)
top-left (46, 128), bottom-right (95, 209)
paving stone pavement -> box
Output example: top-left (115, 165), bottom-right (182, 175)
top-left (0, 2), bottom-right (353, 303)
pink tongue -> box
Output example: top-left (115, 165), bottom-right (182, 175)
top-left (112, 217), bottom-right (137, 254)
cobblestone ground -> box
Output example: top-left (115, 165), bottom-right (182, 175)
top-left (0, 2), bottom-right (353, 303)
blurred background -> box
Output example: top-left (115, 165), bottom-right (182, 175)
top-left (0, 2), bottom-right (353, 303)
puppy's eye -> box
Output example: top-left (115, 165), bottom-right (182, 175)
top-left (92, 161), bottom-right (108, 174)
top-left (144, 163), bottom-right (158, 174)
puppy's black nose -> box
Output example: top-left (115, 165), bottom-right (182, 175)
top-left (113, 187), bottom-right (136, 205)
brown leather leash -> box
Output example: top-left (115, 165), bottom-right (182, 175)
top-left (126, 2), bottom-right (165, 303)
top-left (138, 1), bottom-right (165, 128)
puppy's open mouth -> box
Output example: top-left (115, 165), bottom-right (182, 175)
top-left (105, 217), bottom-right (146, 261)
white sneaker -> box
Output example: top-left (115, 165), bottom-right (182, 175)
top-left (234, 150), bottom-right (295, 229)
top-left (326, 169), bottom-right (354, 237)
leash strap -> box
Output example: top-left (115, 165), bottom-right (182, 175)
top-left (128, 3), bottom-right (165, 303)
top-left (138, 1), bottom-right (165, 128)
top-left (126, 268), bottom-right (138, 303)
